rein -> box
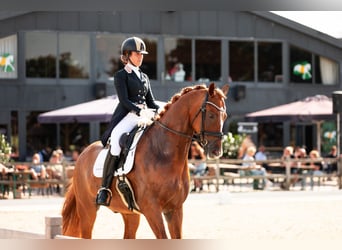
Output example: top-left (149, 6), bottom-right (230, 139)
top-left (155, 91), bottom-right (226, 147)
top-left (154, 120), bottom-right (193, 140)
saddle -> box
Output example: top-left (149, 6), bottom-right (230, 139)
top-left (115, 126), bottom-right (142, 212)
top-left (117, 126), bottom-right (141, 171)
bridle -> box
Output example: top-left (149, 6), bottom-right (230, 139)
top-left (155, 92), bottom-right (226, 147)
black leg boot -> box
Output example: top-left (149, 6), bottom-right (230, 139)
top-left (95, 153), bottom-right (119, 206)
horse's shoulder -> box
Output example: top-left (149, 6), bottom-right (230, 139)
top-left (90, 140), bottom-right (102, 146)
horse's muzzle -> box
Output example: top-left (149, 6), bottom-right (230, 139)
top-left (205, 142), bottom-right (223, 159)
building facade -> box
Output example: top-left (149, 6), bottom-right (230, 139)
top-left (0, 11), bottom-right (341, 160)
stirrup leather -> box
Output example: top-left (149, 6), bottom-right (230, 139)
top-left (116, 176), bottom-right (140, 212)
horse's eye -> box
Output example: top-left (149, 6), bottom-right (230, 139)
top-left (208, 112), bottom-right (215, 119)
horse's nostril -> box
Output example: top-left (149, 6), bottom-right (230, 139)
top-left (208, 149), bottom-right (221, 159)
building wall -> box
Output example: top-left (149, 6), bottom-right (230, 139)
top-left (0, 11), bottom-right (341, 159)
top-left (0, 11), bottom-right (341, 108)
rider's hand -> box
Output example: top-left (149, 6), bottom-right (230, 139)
top-left (137, 117), bottom-right (153, 127)
top-left (139, 108), bottom-right (156, 120)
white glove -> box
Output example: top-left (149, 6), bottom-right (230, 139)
top-left (137, 108), bottom-right (156, 127)
top-left (137, 117), bottom-right (153, 127)
top-left (139, 108), bottom-right (156, 120)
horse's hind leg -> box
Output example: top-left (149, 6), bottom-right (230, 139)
top-left (164, 206), bottom-right (183, 239)
top-left (121, 213), bottom-right (141, 239)
top-left (76, 198), bottom-right (98, 239)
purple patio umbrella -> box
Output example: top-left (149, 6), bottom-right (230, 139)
top-left (38, 95), bottom-right (166, 123)
top-left (38, 95), bottom-right (119, 123)
top-left (245, 95), bottom-right (334, 122)
top-left (245, 95), bottom-right (336, 153)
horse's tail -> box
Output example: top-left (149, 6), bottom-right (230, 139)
top-left (61, 179), bottom-right (80, 237)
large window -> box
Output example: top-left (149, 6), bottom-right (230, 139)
top-left (315, 55), bottom-right (339, 85)
top-left (257, 42), bottom-right (282, 82)
top-left (95, 34), bottom-right (125, 81)
top-left (59, 33), bottom-right (90, 79)
top-left (26, 32), bottom-right (56, 78)
top-left (229, 41), bottom-right (254, 82)
top-left (26, 32), bottom-right (90, 79)
top-left (139, 36), bottom-right (157, 80)
top-left (96, 35), bottom-right (157, 81)
top-left (164, 38), bottom-right (191, 82)
top-left (0, 34), bottom-right (17, 79)
top-left (196, 39), bottom-right (221, 82)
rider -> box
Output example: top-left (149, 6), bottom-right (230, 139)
top-left (96, 36), bottom-right (160, 206)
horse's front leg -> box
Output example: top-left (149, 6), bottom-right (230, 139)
top-left (121, 213), bottom-right (141, 239)
top-left (143, 211), bottom-right (168, 238)
top-left (163, 206), bottom-right (183, 239)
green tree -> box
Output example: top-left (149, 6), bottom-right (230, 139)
top-left (0, 133), bottom-right (12, 163)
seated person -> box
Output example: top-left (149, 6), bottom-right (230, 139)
top-left (30, 153), bottom-right (47, 180)
top-left (188, 141), bottom-right (206, 192)
top-left (301, 150), bottom-right (324, 189)
top-left (292, 146), bottom-right (307, 187)
top-left (280, 146), bottom-right (296, 189)
top-left (46, 150), bottom-right (64, 194)
top-left (238, 135), bottom-right (255, 159)
top-left (325, 145), bottom-right (337, 174)
top-left (71, 148), bottom-right (80, 162)
top-left (48, 150), bottom-right (63, 180)
top-left (241, 146), bottom-right (268, 190)
top-left (0, 163), bottom-right (12, 197)
top-left (0, 163), bottom-right (8, 175)
top-left (255, 144), bottom-right (269, 171)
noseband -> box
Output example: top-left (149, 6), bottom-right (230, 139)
top-left (155, 92), bottom-right (226, 147)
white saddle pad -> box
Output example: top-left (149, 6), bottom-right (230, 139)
top-left (93, 129), bottom-right (144, 177)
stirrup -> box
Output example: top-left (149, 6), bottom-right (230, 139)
top-left (96, 187), bottom-right (113, 206)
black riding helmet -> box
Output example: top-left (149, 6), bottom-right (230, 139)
top-left (121, 37), bottom-right (148, 55)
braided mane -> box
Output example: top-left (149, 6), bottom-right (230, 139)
top-left (156, 84), bottom-right (207, 120)
top-left (156, 84), bottom-right (226, 121)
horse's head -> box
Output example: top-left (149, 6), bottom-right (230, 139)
top-left (155, 83), bottom-right (229, 159)
top-left (190, 83), bottom-right (229, 159)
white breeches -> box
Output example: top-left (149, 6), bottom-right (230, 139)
top-left (110, 112), bottom-right (140, 156)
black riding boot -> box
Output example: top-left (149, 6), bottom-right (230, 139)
top-left (95, 152), bottom-right (119, 206)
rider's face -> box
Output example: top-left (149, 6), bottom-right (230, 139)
top-left (129, 51), bottom-right (144, 67)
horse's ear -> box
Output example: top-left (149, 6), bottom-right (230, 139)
top-left (208, 82), bottom-right (216, 96)
top-left (221, 84), bottom-right (230, 97)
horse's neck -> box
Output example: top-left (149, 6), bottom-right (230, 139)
top-left (150, 103), bottom-right (193, 160)
top-left (161, 100), bottom-right (193, 134)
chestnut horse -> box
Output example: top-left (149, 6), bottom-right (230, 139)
top-left (62, 83), bottom-right (229, 239)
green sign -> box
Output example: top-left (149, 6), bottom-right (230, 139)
top-left (293, 61), bottom-right (311, 80)
top-left (0, 53), bottom-right (15, 72)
